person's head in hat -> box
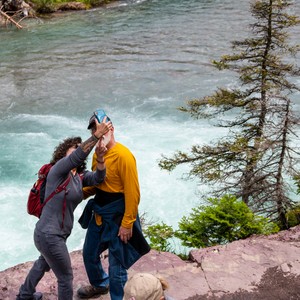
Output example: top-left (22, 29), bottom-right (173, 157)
top-left (88, 109), bottom-right (114, 147)
top-left (123, 273), bottom-right (172, 300)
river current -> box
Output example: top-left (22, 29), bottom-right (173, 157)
top-left (0, 0), bottom-right (299, 271)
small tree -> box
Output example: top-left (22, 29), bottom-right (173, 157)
top-left (143, 222), bottom-right (175, 252)
top-left (159, 0), bottom-right (300, 228)
top-left (175, 195), bottom-right (279, 248)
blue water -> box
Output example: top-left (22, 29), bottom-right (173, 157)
top-left (0, 0), bottom-right (299, 271)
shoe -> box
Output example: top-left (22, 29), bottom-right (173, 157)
top-left (77, 285), bottom-right (109, 298)
top-left (33, 292), bottom-right (43, 300)
top-left (16, 292), bottom-right (42, 300)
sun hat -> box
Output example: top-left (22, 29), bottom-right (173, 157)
top-left (123, 273), bottom-right (164, 300)
top-left (87, 109), bottom-right (111, 129)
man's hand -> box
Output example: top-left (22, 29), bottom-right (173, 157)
top-left (118, 226), bottom-right (133, 244)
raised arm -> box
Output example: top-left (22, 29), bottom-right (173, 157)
top-left (80, 117), bottom-right (112, 155)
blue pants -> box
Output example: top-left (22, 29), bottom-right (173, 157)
top-left (18, 229), bottom-right (73, 300)
top-left (83, 217), bottom-right (127, 300)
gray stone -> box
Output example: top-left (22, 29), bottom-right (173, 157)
top-left (1, 226), bottom-right (300, 299)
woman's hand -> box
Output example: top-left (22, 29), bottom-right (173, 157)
top-left (95, 140), bottom-right (107, 161)
top-left (93, 117), bottom-right (112, 139)
top-left (95, 141), bottom-right (107, 170)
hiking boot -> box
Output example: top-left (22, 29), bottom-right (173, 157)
top-left (16, 292), bottom-right (43, 300)
top-left (33, 292), bottom-right (43, 300)
top-left (77, 285), bottom-right (109, 298)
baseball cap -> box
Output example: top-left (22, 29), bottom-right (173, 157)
top-left (87, 109), bottom-right (111, 130)
top-left (123, 273), bottom-right (164, 300)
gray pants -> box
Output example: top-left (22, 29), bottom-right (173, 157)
top-left (17, 228), bottom-right (73, 300)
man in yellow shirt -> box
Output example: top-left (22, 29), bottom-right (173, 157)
top-left (77, 109), bottom-right (150, 300)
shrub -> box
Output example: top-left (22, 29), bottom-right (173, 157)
top-left (175, 195), bottom-right (279, 248)
top-left (286, 205), bottom-right (300, 227)
top-left (143, 222), bottom-right (175, 252)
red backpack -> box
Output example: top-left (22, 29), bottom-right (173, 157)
top-left (27, 163), bottom-right (71, 222)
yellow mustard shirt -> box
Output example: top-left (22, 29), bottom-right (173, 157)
top-left (83, 142), bottom-right (140, 229)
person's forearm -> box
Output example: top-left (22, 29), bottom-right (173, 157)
top-left (80, 135), bottom-right (99, 155)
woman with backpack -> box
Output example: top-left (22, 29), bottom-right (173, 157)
top-left (17, 118), bottom-right (112, 300)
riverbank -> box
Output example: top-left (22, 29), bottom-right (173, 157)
top-left (0, 0), bottom-right (124, 29)
top-left (2, 226), bottom-right (300, 299)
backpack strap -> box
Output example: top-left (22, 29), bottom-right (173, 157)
top-left (42, 175), bottom-right (72, 228)
top-left (60, 176), bottom-right (71, 229)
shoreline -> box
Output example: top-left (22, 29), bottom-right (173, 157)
top-left (0, 0), bottom-right (128, 28)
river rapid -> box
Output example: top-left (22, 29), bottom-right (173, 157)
top-left (0, 0), bottom-right (299, 270)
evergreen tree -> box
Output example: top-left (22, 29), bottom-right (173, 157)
top-left (159, 0), bottom-right (300, 228)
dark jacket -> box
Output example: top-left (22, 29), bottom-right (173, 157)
top-left (79, 198), bottom-right (150, 269)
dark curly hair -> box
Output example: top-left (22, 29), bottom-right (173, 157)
top-left (50, 137), bottom-right (86, 174)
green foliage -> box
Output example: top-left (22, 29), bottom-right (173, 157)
top-left (175, 195), bottom-right (279, 248)
top-left (80, 0), bottom-right (108, 9)
top-left (286, 205), bottom-right (300, 227)
top-left (143, 222), bottom-right (175, 252)
top-left (294, 174), bottom-right (300, 195)
top-left (292, 176), bottom-right (300, 227)
top-left (30, 0), bottom-right (113, 13)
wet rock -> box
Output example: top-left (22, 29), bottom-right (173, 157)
top-left (57, 2), bottom-right (86, 11)
top-left (1, 226), bottom-right (300, 299)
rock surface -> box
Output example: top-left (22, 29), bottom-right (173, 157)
top-left (1, 226), bottom-right (300, 299)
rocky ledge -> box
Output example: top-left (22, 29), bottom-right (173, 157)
top-left (1, 225), bottom-right (300, 300)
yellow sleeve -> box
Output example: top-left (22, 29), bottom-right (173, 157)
top-left (119, 151), bottom-right (140, 229)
